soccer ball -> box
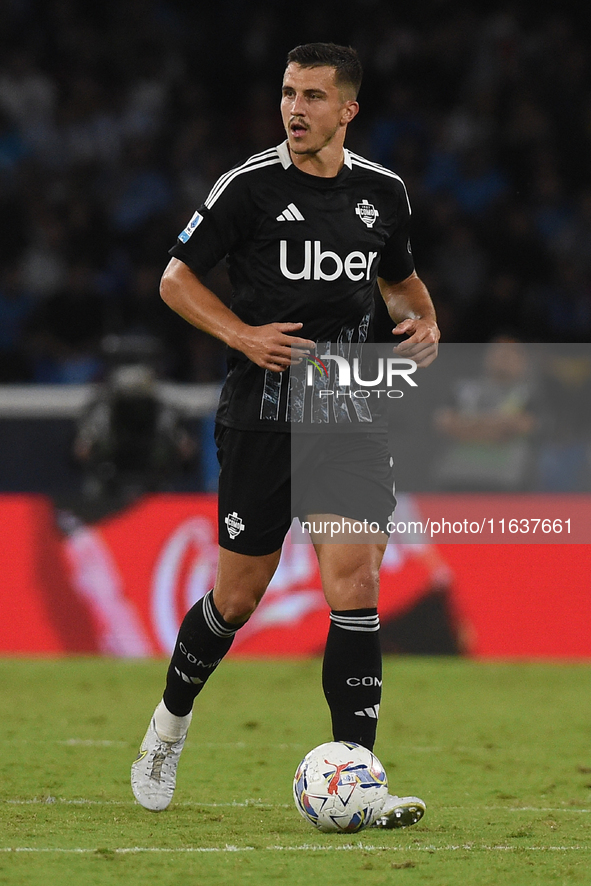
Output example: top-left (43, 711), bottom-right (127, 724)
top-left (293, 741), bottom-right (388, 833)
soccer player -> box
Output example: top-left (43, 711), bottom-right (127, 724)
top-left (131, 42), bottom-right (439, 828)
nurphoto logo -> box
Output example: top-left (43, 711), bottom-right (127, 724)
top-left (305, 353), bottom-right (418, 400)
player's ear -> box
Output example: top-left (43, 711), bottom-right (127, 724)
top-left (342, 101), bottom-right (359, 124)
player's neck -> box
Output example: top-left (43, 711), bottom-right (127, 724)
top-left (288, 142), bottom-right (345, 178)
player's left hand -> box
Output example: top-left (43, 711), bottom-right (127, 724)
top-left (392, 318), bottom-right (439, 367)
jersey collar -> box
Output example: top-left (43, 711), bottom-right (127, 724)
top-left (276, 140), bottom-right (353, 172)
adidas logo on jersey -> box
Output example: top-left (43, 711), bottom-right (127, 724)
top-left (276, 203), bottom-right (305, 221)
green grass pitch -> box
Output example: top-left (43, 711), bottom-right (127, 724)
top-left (1, 657), bottom-right (590, 885)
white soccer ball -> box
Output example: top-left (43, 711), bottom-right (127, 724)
top-left (293, 741), bottom-right (388, 833)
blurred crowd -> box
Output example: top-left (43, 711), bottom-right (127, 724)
top-left (1, 0), bottom-right (591, 386)
top-left (428, 341), bottom-right (591, 493)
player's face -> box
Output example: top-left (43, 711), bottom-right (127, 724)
top-left (281, 63), bottom-right (358, 157)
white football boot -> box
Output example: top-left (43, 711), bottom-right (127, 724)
top-left (372, 794), bottom-right (426, 829)
top-left (131, 712), bottom-right (188, 811)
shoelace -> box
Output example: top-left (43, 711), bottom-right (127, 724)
top-left (148, 743), bottom-right (175, 782)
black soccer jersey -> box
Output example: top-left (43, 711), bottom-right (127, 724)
top-left (169, 141), bottom-right (415, 432)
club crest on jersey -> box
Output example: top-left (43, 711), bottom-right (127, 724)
top-left (225, 511), bottom-right (245, 539)
top-left (355, 199), bottom-right (379, 228)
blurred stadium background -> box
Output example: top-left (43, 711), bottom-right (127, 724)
top-left (1, 0), bottom-right (590, 661)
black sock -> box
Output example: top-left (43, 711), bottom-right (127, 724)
top-left (322, 608), bottom-right (382, 751)
top-left (163, 590), bottom-right (242, 716)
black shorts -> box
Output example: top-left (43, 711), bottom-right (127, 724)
top-left (215, 425), bottom-right (396, 556)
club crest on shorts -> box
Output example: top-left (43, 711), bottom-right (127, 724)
top-left (225, 511), bottom-right (245, 539)
top-left (355, 199), bottom-right (379, 228)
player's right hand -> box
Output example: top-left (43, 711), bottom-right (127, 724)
top-left (235, 322), bottom-right (315, 372)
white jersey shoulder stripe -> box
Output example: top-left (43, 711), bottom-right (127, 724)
top-left (205, 148), bottom-right (280, 208)
top-left (348, 151), bottom-right (403, 177)
top-left (205, 157), bottom-right (282, 209)
top-left (205, 148), bottom-right (278, 207)
top-left (349, 153), bottom-right (412, 214)
top-left (206, 146), bottom-right (278, 201)
top-left (349, 154), bottom-right (411, 199)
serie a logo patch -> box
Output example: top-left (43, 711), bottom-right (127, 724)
top-left (178, 211), bottom-right (203, 243)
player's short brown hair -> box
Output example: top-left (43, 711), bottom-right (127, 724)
top-left (286, 43), bottom-right (363, 98)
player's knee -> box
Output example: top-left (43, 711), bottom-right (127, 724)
top-left (325, 560), bottom-right (380, 609)
top-left (341, 557), bottom-right (380, 588)
top-left (351, 562), bottom-right (380, 599)
top-left (214, 591), bottom-right (262, 625)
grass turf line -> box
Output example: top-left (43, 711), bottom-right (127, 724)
top-left (0, 657), bottom-right (590, 886)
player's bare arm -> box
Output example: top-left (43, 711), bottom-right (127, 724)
top-left (160, 258), bottom-right (314, 372)
top-left (378, 272), bottom-right (440, 367)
